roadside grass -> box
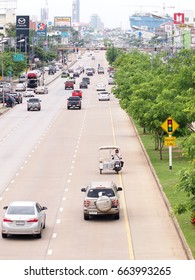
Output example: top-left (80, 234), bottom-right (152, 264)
top-left (135, 122), bottom-right (195, 258)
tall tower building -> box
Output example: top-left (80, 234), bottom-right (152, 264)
top-left (72, 0), bottom-right (80, 23)
top-left (41, 0), bottom-right (49, 23)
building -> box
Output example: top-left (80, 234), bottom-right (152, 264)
top-left (129, 12), bottom-right (172, 33)
top-left (89, 14), bottom-right (104, 31)
top-left (72, 0), bottom-right (80, 24)
top-left (0, 0), bottom-right (17, 35)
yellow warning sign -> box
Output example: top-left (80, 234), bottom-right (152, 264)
top-left (164, 136), bottom-right (176, 146)
top-left (161, 117), bottom-right (179, 135)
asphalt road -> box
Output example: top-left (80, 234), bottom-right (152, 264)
top-left (0, 51), bottom-right (190, 260)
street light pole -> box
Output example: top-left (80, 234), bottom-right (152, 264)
top-left (0, 39), bottom-right (8, 107)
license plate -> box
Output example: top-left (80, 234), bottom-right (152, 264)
top-left (16, 221), bottom-right (25, 225)
top-left (89, 211), bottom-right (97, 215)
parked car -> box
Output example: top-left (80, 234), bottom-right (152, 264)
top-left (27, 97), bottom-right (41, 111)
top-left (9, 92), bottom-right (23, 104)
top-left (34, 86), bottom-right (48, 94)
top-left (65, 80), bottom-right (74, 90)
top-left (98, 91), bottom-right (110, 101)
top-left (96, 83), bottom-right (106, 91)
top-left (1, 201), bottom-right (47, 238)
top-left (67, 96), bottom-right (81, 110)
top-left (0, 82), bottom-right (12, 93)
top-left (15, 83), bottom-right (26, 92)
top-left (23, 88), bottom-right (35, 97)
top-left (81, 181), bottom-right (122, 220)
top-left (72, 89), bottom-right (82, 99)
top-left (79, 81), bottom-right (88, 89)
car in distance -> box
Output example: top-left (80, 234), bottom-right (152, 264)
top-left (98, 91), bottom-right (110, 101)
top-left (1, 201), bottom-right (47, 238)
top-left (61, 71), bottom-right (69, 78)
top-left (9, 92), bottom-right (23, 104)
top-left (72, 89), bottom-right (82, 99)
top-left (34, 86), bottom-right (48, 94)
top-left (65, 80), bottom-right (74, 90)
top-left (81, 181), bottom-right (122, 220)
top-left (82, 77), bottom-right (90, 85)
top-left (96, 83), bottom-right (106, 91)
top-left (23, 88), bottom-right (35, 97)
top-left (15, 83), bottom-right (26, 92)
top-left (27, 97), bottom-right (41, 111)
top-left (108, 77), bottom-right (115, 85)
top-left (67, 96), bottom-right (81, 110)
top-left (97, 67), bottom-right (104, 74)
top-left (79, 81), bottom-right (88, 89)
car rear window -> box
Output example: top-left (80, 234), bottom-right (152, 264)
top-left (7, 206), bottom-right (35, 215)
top-left (87, 188), bottom-right (115, 198)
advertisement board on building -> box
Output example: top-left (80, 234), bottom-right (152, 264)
top-left (54, 17), bottom-right (71, 28)
top-left (36, 22), bottom-right (47, 37)
top-left (174, 13), bottom-right (185, 24)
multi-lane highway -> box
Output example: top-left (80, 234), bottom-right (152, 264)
top-left (0, 51), bottom-right (190, 260)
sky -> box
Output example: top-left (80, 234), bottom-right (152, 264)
top-left (15, 0), bottom-right (195, 29)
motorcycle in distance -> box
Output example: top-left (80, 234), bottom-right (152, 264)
top-left (99, 146), bottom-right (124, 174)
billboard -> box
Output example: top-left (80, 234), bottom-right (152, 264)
top-left (16, 15), bottom-right (30, 53)
top-left (54, 17), bottom-right (71, 28)
top-left (36, 22), bottom-right (47, 37)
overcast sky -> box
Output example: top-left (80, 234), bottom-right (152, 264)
top-left (16, 0), bottom-right (195, 29)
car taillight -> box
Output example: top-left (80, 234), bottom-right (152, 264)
top-left (27, 218), bottom-right (38, 223)
top-left (112, 199), bottom-right (119, 207)
top-left (84, 200), bottom-right (90, 207)
top-left (3, 218), bottom-right (13, 223)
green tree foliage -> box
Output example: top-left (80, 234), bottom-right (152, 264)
top-left (111, 48), bottom-right (195, 220)
top-left (106, 46), bottom-right (123, 65)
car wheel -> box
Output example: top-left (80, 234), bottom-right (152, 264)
top-left (84, 213), bottom-right (89, 220)
top-left (100, 169), bottom-right (102, 174)
top-left (114, 213), bottom-right (120, 220)
top-left (2, 233), bottom-right (8, 238)
top-left (36, 230), bottom-right (42, 239)
top-left (96, 196), bottom-right (112, 212)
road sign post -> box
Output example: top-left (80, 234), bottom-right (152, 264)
top-left (161, 117), bottom-right (179, 170)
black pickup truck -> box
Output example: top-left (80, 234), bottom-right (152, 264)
top-left (67, 96), bottom-right (81, 110)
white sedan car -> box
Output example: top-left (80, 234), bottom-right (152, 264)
top-left (23, 88), bottom-right (35, 97)
top-left (15, 83), bottom-right (26, 92)
top-left (34, 86), bottom-right (48, 94)
top-left (98, 91), bottom-right (110, 101)
top-left (1, 201), bottom-right (47, 238)
top-left (96, 83), bottom-right (106, 91)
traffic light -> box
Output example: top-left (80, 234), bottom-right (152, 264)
top-left (167, 119), bottom-right (173, 133)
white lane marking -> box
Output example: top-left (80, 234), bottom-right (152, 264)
top-left (11, 180), bottom-right (14, 184)
top-left (63, 197), bottom-right (66, 201)
top-left (0, 197), bottom-right (2, 201)
top-left (60, 208), bottom-right (63, 212)
top-left (5, 188), bottom-right (9, 192)
top-left (65, 188), bottom-right (68, 192)
top-left (69, 173), bottom-right (72, 176)
top-left (47, 250), bottom-right (52, 255)
top-left (56, 219), bottom-right (60, 224)
top-left (52, 233), bottom-right (57, 238)
top-left (67, 179), bottom-right (71, 183)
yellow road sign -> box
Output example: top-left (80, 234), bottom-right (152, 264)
top-left (164, 136), bottom-right (176, 146)
top-left (161, 117), bottom-right (179, 134)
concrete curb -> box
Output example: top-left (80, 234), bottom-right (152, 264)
top-left (129, 116), bottom-right (194, 260)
